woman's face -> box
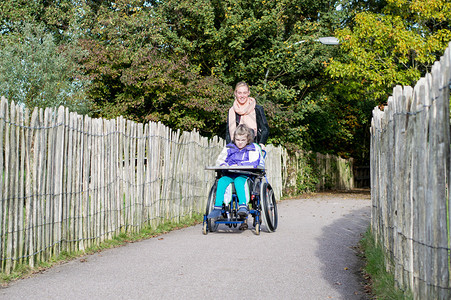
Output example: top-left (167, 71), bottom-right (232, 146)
top-left (234, 134), bottom-right (248, 150)
top-left (234, 85), bottom-right (250, 104)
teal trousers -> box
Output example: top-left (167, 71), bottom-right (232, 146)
top-left (214, 175), bottom-right (250, 208)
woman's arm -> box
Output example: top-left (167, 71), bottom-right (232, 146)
top-left (225, 113), bottom-right (232, 144)
top-left (256, 105), bottom-right (269, 144)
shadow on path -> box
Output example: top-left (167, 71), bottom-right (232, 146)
top-left (316, 205), bottom-right (371, 299)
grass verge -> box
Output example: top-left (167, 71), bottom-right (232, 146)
top-left (359, 228), bottom-right (413, 299)
top-left (1, 213), bottom-right (203, 286)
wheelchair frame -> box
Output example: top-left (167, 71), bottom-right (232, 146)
top-left (202, 166), bottom-right (278, 235)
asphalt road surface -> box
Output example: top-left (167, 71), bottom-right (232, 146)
top-left (1, 191), bottom-right (371, 300)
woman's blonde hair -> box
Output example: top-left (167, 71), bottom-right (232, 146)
top-left (234, 81), bottom-right (250, 93)
top-left (233, 124), bottom-right (254, 145)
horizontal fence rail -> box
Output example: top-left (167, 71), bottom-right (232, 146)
top-left (371, 43), bottom-right (451, 299)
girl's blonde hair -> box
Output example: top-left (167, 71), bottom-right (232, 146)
top-left (233, 124), bottom-right (254, 145)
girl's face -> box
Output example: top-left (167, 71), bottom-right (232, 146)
top-left (234, 85), bottom-right (250, 104)
top-left (234, 134), bottom-right (248, 150)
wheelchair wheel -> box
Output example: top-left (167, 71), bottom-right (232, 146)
top-left (255, 223), bottom-right (260, 235)
top-left (206, 181), bottom-right (219, 232)
top-left (261, 183), bottom-right (278, 232)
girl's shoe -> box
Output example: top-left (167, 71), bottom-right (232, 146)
top-left (237, 207), bottom-right (248, 218)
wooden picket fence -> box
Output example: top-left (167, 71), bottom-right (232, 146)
top-left (0, 96), bottom-right (285, 274)
top-left (281, 150), bottom-right (355, 195)
top-left (371, 43), bottom-right (451, 299)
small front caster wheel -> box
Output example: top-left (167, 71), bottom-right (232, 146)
top-left (255, 223), bottom-right (260, 235)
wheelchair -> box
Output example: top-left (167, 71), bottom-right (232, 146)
top-left (202, 165), bottom-right (278, 235)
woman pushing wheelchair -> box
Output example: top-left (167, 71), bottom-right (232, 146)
top-left (203, 81), bottom-right (277, 234)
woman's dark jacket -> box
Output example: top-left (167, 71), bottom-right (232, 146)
top-left (225, 104), bottom-right (269, 144)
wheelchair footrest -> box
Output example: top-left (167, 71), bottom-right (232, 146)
top-left (215, 220), bottom-right (245, 224)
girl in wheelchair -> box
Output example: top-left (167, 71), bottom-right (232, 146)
top-left (207, 124), bottom-right (265, 219)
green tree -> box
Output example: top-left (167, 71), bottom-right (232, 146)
top-left (152, 0), bottom-right (343, 149)
top-left (324, 0), bottom-right (451, 163)
top-left (79, 0), bottom-right (231, 136)
top-left (0, 0), bottom-right (81, 43)
top-left (328, 0), bottom-right (451, 104)
top-left (0, 22), bottom-right (91, 113)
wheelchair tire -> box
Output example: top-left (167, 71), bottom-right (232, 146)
top-left (255, 223), bottom-right (260, 235)
top-left (206, 181), bottom-right (219, 232)
top-left (261, 183), bottom-right (278, 232)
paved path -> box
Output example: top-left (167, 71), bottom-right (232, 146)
top-left (1, 191), bottom-right (371, 300)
